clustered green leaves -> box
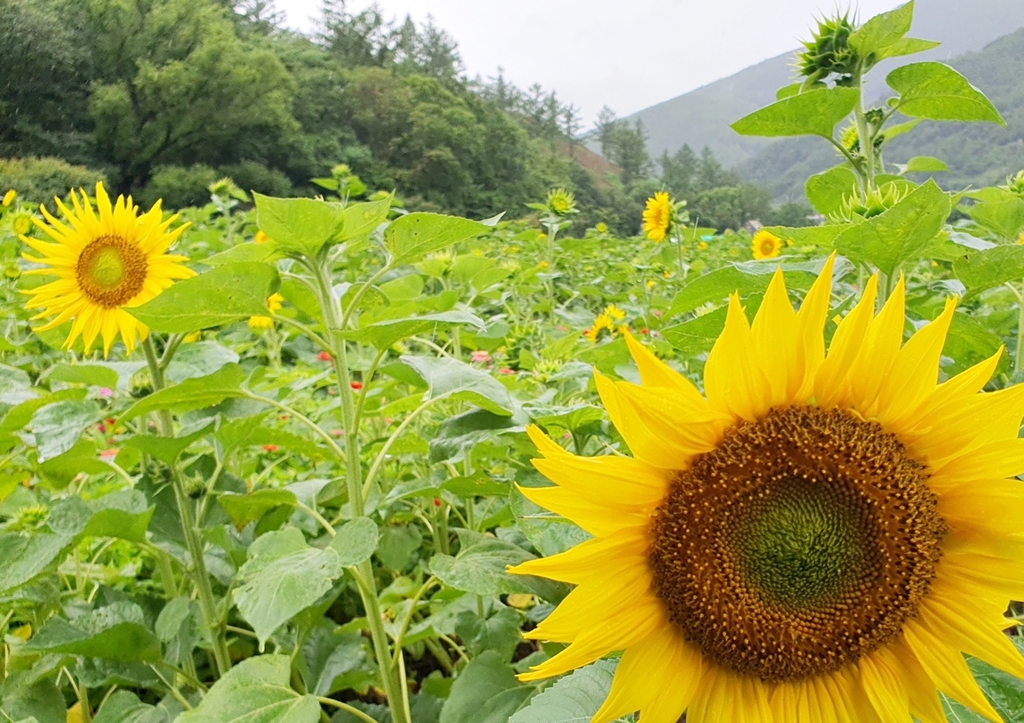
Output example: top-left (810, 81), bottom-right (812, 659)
top-left (1, 2), bottom-right (1024, 723)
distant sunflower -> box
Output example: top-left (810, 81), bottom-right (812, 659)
top-left (512, 257), bottom-right (1024, 723)
top-left (249, 293), bottom-right (284, 330)
top-left (642, 192), bottom-right (673, 242)
top-left (21, 183), bottom-right (193, 356)
top-left (752, 229), bottom-right (783, 259)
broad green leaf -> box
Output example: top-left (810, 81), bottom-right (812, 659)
top-left (38, 439), bottom-right (110, 487)
top-left (27, 602), bottom-right (160, 662)
top-left (204, 240), bottom-right (282, 267)
top-left (120, 364), bottom-right (246, 421)
top-left (833, 179), bottom-right (951, 276)
top-left (0, 681), bottom-right (65, 723)
top-left (888, 62), bottom-right (1005, 125)
top-left (429, 408), bottom-right (518, 463)
top-left (128, 263), bottom-right (280, 333)
top-left (177, 655), bottom-right (320, 723)
top-left (338, 196), bottom-right (393, 243)
top-left (669, 259), bottom-right (824, 316)
top-left (429, 531), bottom-right (561, 601)
top-left (125, 420), bottom-right (215, 465)
top-left (0, 532), bottom-right (72, 594)
top-left (47, 490), bottom-right (154, 543)
top-left (874, 36), bottom-right (940, 61)
top-left (661, 307), bottom-right (728, 356)
top-left (254, 192), bottom-right (345, 259)
top-left (235, 528), bottom-right (344, 648)
top-left (29, 399), bottom-right (100, 463)
top-left (219, 489), bottom-right (298, 530)
top-left (903, 156), bottom-right (948, 173)
top-left (44, 364), bottom-right (118, 389)
top-left (384, 213), bottom-right (489, 263)
top-left (439, 651), bottom-right (535, 723)
top-left (966, 187), bottom-right (1024, 240)
top-left (730, 87), bottom-right (859, 138)
top-left (954, 245), bottom-right (1024, 294)
top-left (401, 356), bottom-right (514, 416)
top-left (454, 607), bottom-right (522, 661)
top-left (442, 474), bottom-right (510, 498)
top-left (215, 414), bottom-right (321, 459)
top-left (849, 1), bottom-right (913, 58)
top-left (93, 691), bottom-right (162, 723)
top-left (805, 166), bottom-right (858, 216)
top-left (302, 623), bottom-right (372, 697)
top-left (943, 312), bottom-right (1006, 376)
top-left (329, 517), bottom-right (379, 566)
top-left (508, 661), bottom-right (619, 723)
top-left (165, 341), bottom-right (239, 383)
top-left (0, 365), bottom-right (37, 408)
top-left (346, 310), bottom-right (487, 349)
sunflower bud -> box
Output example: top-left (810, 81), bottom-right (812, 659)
top-left (830, 183), bottom-right (909, 223)
top-left (798, 13), bottom-right (858, 85)
top-left (545, 188), bottom-right (578, 217)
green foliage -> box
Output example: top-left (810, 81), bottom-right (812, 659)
top-left (0, 157), bottom-right (106, 204)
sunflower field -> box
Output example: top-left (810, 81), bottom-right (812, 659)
top-left (4, 2), bottom-right (1024, 722)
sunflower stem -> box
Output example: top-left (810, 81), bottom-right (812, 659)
top-left (310, 258), bottom-right (411, 723)
top-left (142, 336), bottom-right (232, 678)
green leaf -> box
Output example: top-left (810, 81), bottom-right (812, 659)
top-left (329, 517), bottom-right (379, 566)
top-left (125, 421), bottom-right (215, 465)
top-left (338, 196), bottom-right (393, 244)
top-left (47, 490), bottom-right (154, 543)
top-left (28, 399), bottom-right (100, 463)
top-left (177, 655), bottom-right (320, 723)
top-left (38, 440), bottom-right (110, 488)
top-left (235, 528), bottom-right (344, 648)
top-left (669, 259), bottom-right (824, 316)
top-left (94, 691), bottom-right (161, 723)
top-left (966, 187), bottom-right (1024, 240)
top-left (254, 192), bottom-right (345, 259)
top-left (941, 640), bottom-right (1024, 721)
top-left (384, 213), bottom-right (489, 263)
top-left (215, 414), bottom-right (321, 459)
top-left (0, 532), bottom-right (72, 595)
top-left (205, 240), bottom-right (282, 267)
top-left (217, 487), bottom-right (294, 528)
top-left (888, 62), bottom-right (1005, 125)
top-left (730, 87), bottom-right (860, 138)
top-left (508, 661), bottom-right (619, 723)
top-left (27, 602), bottom-right (160, 662)
top-left (954, 245), bottom-right (1024, 294)
top-left (833, 179), bottom-right (951, 276)
top-left (166, 341), bottom-right (239, 383)
top-left (849, 1), bottom-right (913, 58)
top-left (439, 651), bottom-right (535, 723)
top-left (401, 356), bottom-right (514, 416)
top-left (429, 531), bottom-right (561, 601)
top-left (44, 364), bottom-right (119, 389)
top-left (454, 607), bottom-right (522, 661)
top-left (347, 310), bottom-right (487, 349)
top-left (875, 36), bottom-right (940, 61)
top-left (120, 364), bottom-right (247, 421)
top-left (661, 307), bottom-right (728, 357)
top-left (805, 166), bottom-right (858, 216)
top-left (903, 156), bottom-right (948, 173)
top-left (128, 263), bottom-right (280, 333)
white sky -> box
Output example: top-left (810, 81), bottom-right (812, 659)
top-left (277, 0), bottom-right (906, 123)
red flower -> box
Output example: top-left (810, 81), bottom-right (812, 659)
top-left (498, 368), bottom-right (515, 375)
top-left (261, 444), bottom-right (279, 453)
top-left (433, 498), bottom-right (442, 507)
top-left (350, 381), bottom-right (364, 390)
top-left (640, 328), bottom-right (649, 335)
top-left (317, 351), bottom-right (333, 362)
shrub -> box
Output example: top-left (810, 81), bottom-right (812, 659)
top-left (0, 156), bottom-right (107, 203)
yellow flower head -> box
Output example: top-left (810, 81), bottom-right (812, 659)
top-left (512, 257), bottom-right (1024, 723)
top-left (254, 230), bottom-right (271, 244)
top-left (595, 222), bottom-right (609, 234)
top-left (604, 304), bottom-right (626, 321)
top-left (646, 280), bottom-right (656, 290)
top-left (12, 213), bottom-right (32, 236)
top-left (643, 192), bottom-right (673, 242)
top-left (538, 260), bottom-right (549, 269)
top-left (751, 229), bottom-right (783, 260)
top-left (248, 292), bottom-right (284, 330)
top-left (546, 188), bottom-right (577, 217)
top-left (20, 182), bottom-right (194, 356)
top-left (2, 189), bottom-right (16, 207)
top-left (697, 241), bottom-right (708, 251)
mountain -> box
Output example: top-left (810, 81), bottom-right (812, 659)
top-left (627, 0), bottom-right (1024, 169)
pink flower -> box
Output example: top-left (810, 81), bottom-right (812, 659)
top-left (99, 448), bottom-right (118, 460)
top-left (497, 368), bottom-right (515, 375)
top-left (470, 350), bottom-right (492, 364)
top-left (98, 387), bottom-right (113, 398)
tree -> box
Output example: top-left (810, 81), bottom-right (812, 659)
top-left (606, 120), bottom-right (651, 185)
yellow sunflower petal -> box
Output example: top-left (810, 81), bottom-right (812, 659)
top-left (815, 274), bottom-right (879, 407)
top-left (703, 293), bottom-right (770, 421)
top-left (507, 525), bottom-right (646, 585)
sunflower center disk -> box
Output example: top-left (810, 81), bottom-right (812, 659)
top-left (649, 405), bottom-right (946, 683)
top-left (76, 235), bottom-right (148, 308)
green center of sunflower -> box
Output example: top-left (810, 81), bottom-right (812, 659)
top-left (649, 405), bottom-right (946, 683)
top-left (76, 235), bottom-right (148, 309)
top-left (737, 478), bottom-right (870, 610)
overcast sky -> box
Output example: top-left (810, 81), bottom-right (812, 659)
top-left (279, 0), bottom-right (906, 123)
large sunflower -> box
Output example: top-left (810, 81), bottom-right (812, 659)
top-left (21, 183), bottom-right (193, 356)
top-left (511, 257), bottom-right (1024, 723)
top-left (643, 192), bottom-right (673, 242)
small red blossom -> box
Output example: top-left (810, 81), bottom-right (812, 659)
top-left (99, 448), bottom-right (118, 460)
top-left (640, 328), bottom-right (649, 335)
top-left (261, 444), bottom-right (279, 453)
top-left (653, 310), bottom-right (663, 318)
top-left (330, 429), bottom-right (344, 438)
top-left (433, 498), bottom-right (441, 507)
top-left (97, 423), bottom-right (107, 433)
top-left (317, 351), bottom-right (333, 362)
top-left (350, 381), bottom-right (364, 390)
top-left (470, 350), bottom-right (492, 364)
top-left (497, 368), bottom-right (515, 375)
